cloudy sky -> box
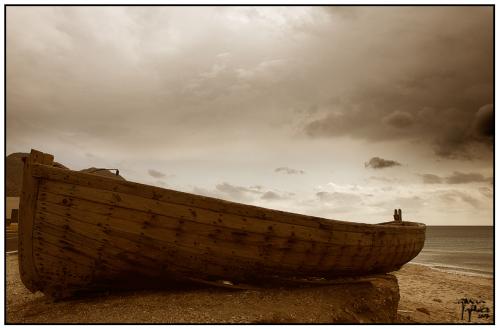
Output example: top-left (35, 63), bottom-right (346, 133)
top-left (7, 6), bottom-right (493, 225)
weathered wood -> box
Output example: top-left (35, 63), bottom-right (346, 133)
top-left (36, 199), bottom-right (337, 261)
top-left (35, 207), bottom-right (316, 276)
top-left (18, 150), bottom-right (53, 292)
top-left (35, 186), bottom-right (422, 274)
top-left (32, 164), bottom-right (424, 234)
top-left (38, 185), bottom-right (396, 251)
top-left (40, 179), bottom-right (403, 246)
top-left (19, 149), bottom-right (426, 297)
top-left (34, 213), bottom-right (285, 282)
top-left (36, 181), bottom-right (423, 271)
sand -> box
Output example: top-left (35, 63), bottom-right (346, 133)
top-left (394, 263), bottom-right (493, 323)
top-left (5, 254), bottom-right (493, 324)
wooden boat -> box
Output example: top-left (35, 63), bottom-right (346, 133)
top-left (18, 149), bottom-right (425, 298)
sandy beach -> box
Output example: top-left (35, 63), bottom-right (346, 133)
top-left (395, 263), bottom-right (493, 323)
top-left (5, 254), bottom-right (493, 324)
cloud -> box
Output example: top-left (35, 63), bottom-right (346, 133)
top-left (192, 186), bottom-right (220, 199)
top-left (300, 7), bottom-right (493, 160)
top-left (382, 111), bottom-right (414, 128)
top-left (193, 182), bottom-right (295, 204)
top-left (367, 176), bottom-right (395, 183)
top-left (147, 169), bottom-right (166, 178)
top-left (7, 7), bottom-right (492, 163)
top-left (364, 157), bottom-right (401, 169)
top-left (215, 182), bottom-right (262, 201)
top-left (478, 187), bottom-right (493, 199)
top-left (444, 171), bottom-right (492, 184)
top-left (419, 171), bottom-right (492, 184)
top-left (316, 191), bottom-right (362, 204)
top-left (472, 104), bottom-right (493, 138)
top-left (191, 183), bottom-right (262, 202)
top-left (260, 191), bottom-right (292, 201)
top-left (275, 166), bottom-right (305, 175)
top-left (155, 180), bottom-right (167, 187)
top-left (419, 174), bottom-right (443, 184)
top-left (439, 191), bottom-right (481, 208)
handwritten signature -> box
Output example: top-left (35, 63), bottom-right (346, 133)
top-left (456, 298), bottom-right (491, 322)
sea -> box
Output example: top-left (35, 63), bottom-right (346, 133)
top-left (410, 226), bottom-right (493, 278)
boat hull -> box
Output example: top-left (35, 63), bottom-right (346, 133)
top-left (18, 150), bottom-right (426, 298)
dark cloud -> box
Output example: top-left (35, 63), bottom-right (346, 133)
top-left (420, 171), bottom-right (492, 184)
top-left (444, 171), bottom-right (492, 184)
top-left (148, 169), bottom-right (166, 178)
top-left (7, 7), bottom-right (492, 163)
top-left (419, 174), bottom-right (443, 184)
top-left (305, 104), bottom-right (493, 161)
top-left (382, 111), bottom-right (414, 128)
top-left (364, 157), bottom-right (401, 169)
top-left (302, 7), bottom-right (493, 160)
top-left (432, 123), bottom-right (473, 159)
top-left (472, 104), bottom-right (494, 138)
top-left (275, 167), bottom-right (305, 175)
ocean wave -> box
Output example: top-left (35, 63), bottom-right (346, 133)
top-left (420, 249), bottom-right (492, 254)
top-left (409, 262), bottom-right (493, 278)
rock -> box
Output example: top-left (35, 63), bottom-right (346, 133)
top-left (433, 298), bottom-right (442, 303)
top-left (6, 152), bottom-right (68, 196)
top-left (416, 307), bottom-right (431, 315)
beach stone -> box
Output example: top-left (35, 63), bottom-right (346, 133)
top-left (7, 255), bottom-right (400, 323)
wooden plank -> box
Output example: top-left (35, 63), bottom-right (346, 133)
top-left (18, 149), bottom-right (53, 292)
top-left (35, 199), bottom-right (421, 279)
top-left (39, 182), bottom-right (418, 271)
top-left (36, 206), bottom-right (315, 270)
top-left (33, 220), bottom-right (162, 276)
top-left (38, 189), bottom-right (365, 255)
top-left (32, 164), bottom-right (425, 235)
top-left (33, 243), bottom-right (94, 285)
top-left (34, 214), bottom-right (288, 282)
top-left (37, 181), bottom-right (424, 273)
top-left (37, 191), bottom-right (421, 272)
top-left (36, 201), bottom-right (335, 264)
top-left (39, 179), bottom-right (383, 246)
top-left (31, 207), bottom-right (423, 294)
top-left (34, 219), bottom-right (186, 283)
